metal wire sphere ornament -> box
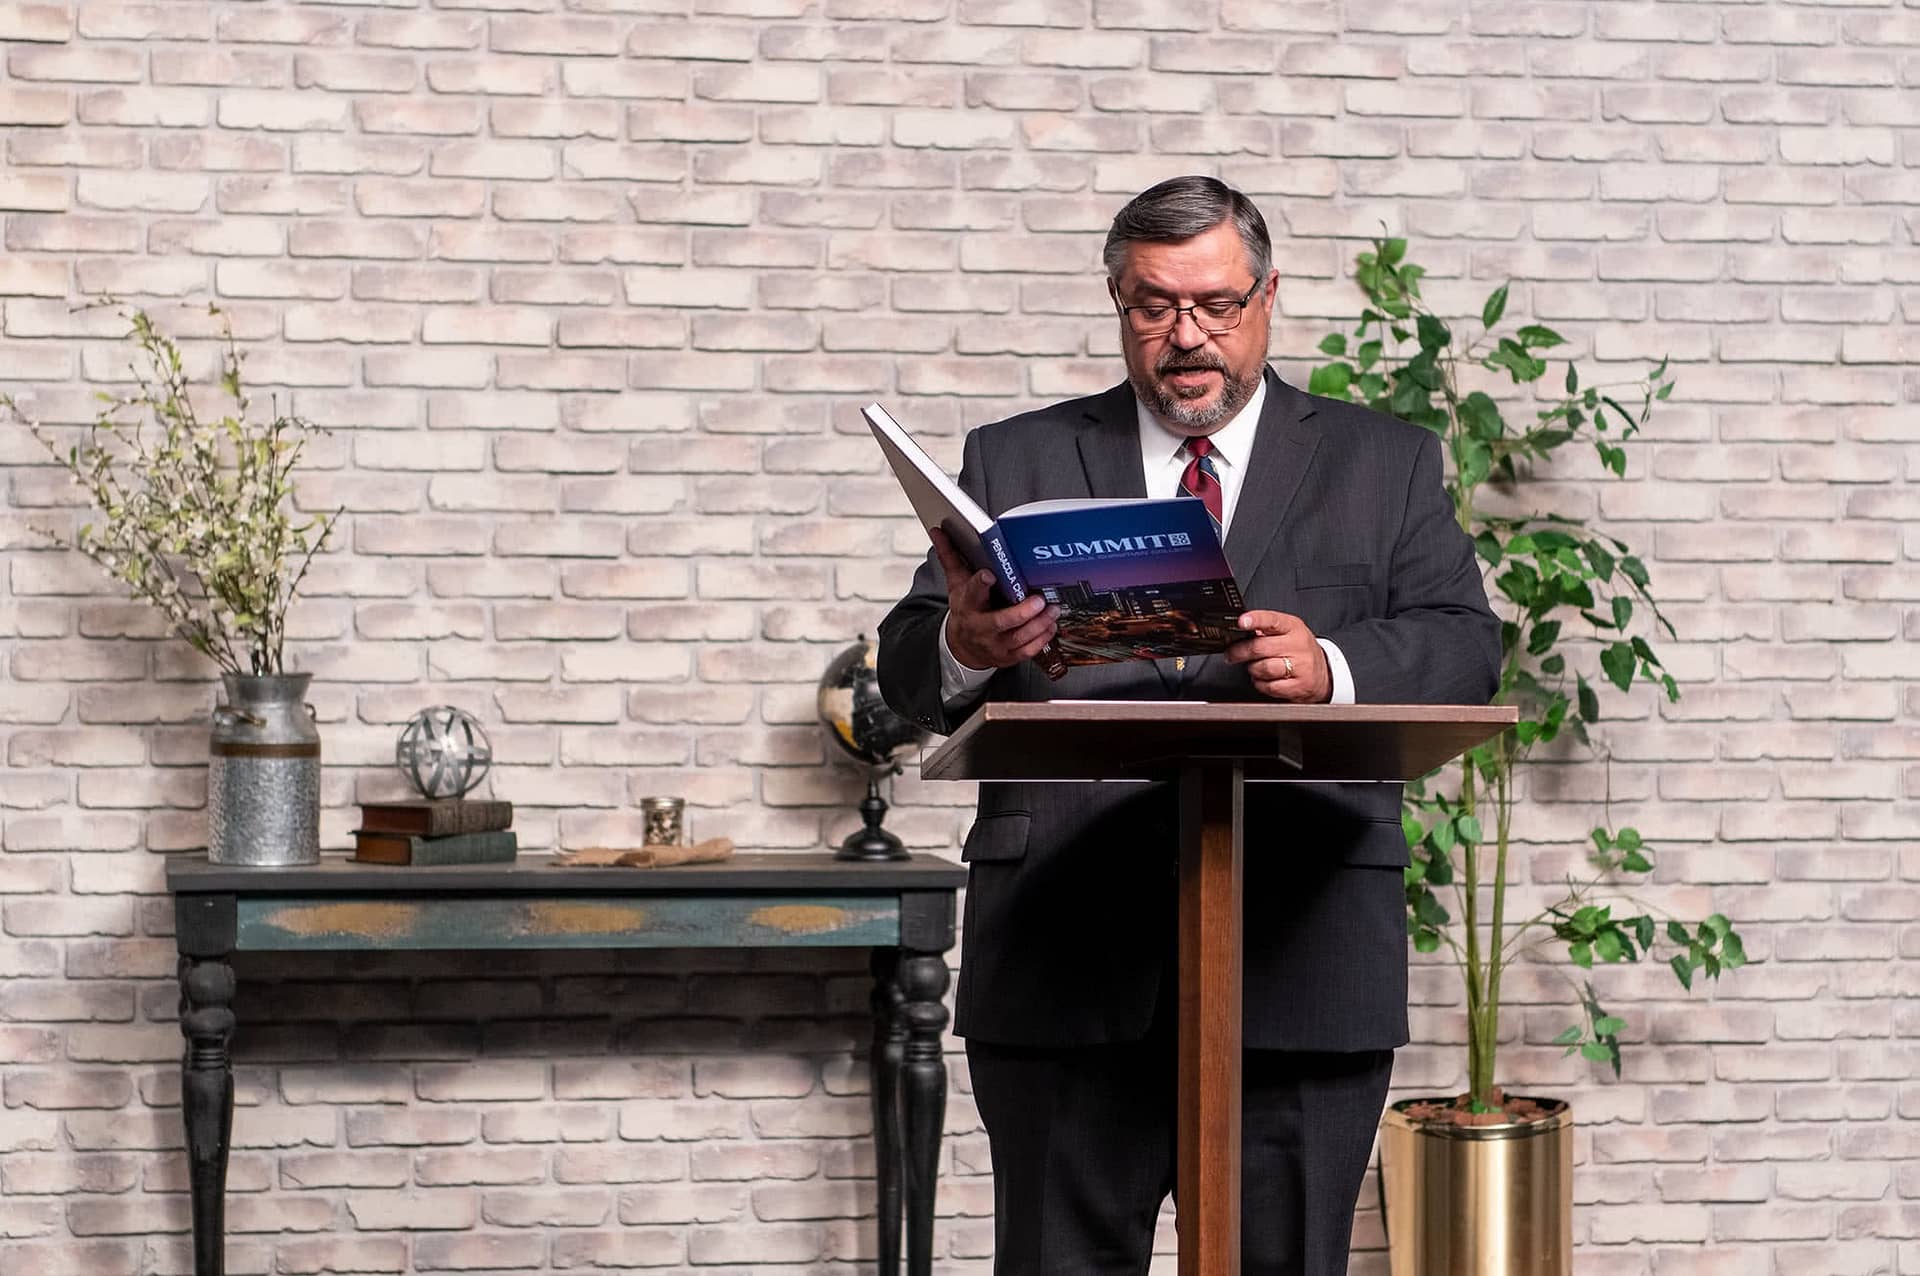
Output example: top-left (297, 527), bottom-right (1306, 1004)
top-left (394, 706), bottom-right (493, 799)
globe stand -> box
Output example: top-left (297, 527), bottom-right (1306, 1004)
top-left (837, 769), bottom-right (908, 863)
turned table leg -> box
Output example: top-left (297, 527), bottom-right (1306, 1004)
top-left (897, 949), bottom-right (949, 1276)
top-left (176, 894), bottom-right (237, 1276)
top-left (870, 946), bottom-right (907, 1276)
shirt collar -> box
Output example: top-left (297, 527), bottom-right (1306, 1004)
top-left (1136, 371), bottom-right (1268, 473)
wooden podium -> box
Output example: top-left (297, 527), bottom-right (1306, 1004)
top-left (922, 702), bottom-right (1517, 1276)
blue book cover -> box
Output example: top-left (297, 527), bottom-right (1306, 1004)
top-left (991, 498), bottom-right (1244, 665)
top-left (864, 402), bottom-right (1246, 669)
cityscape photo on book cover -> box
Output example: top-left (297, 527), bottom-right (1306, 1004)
top-left (997, 499), bottom-right (1245, 665)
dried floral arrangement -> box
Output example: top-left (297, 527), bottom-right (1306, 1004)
top-left (2, 303), bottom-right (341, 676)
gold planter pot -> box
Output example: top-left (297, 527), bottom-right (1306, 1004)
top-left (1378, 1097), bottom-right (1573, 1276)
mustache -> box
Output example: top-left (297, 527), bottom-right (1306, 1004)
top-left (1156, 353), bottom-right (1227, 375)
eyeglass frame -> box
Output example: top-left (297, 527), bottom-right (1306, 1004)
top-left (1112, 277), bottom-right (1265, 338)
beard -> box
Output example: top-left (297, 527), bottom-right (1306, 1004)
top-left (1127, 345), bottom-right (1263, 432)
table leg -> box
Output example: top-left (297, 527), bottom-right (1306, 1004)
top-left (870, 947), bottom-right (906, 1276)
top-left (1178, 761), bottom-right (1243, 1276)
top-left (179, 952), bottom-right (235, 1276)
top-left (897, 949), bottom-right (950, 1276)
top-left (175, 893), bottom-right (237, 1276)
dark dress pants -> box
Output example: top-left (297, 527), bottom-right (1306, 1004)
top-left (966, 1004), bottom-right (1393, 1276)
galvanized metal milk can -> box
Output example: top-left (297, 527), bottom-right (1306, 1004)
top-left (207, 672), bottom-right (321, 867)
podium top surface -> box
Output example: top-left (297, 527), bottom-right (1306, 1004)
top-left (919, 701), bottom-right (1517, 783)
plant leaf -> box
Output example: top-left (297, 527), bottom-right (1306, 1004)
top-left (1308, 362), bottom-right (1353, 397)
top-left (1482, 283), bottom-right (1509, 330)
top-left (1576, 675), bottom-right (1599, 723)
top-left (1600, 641), bottom-right (1635, 693)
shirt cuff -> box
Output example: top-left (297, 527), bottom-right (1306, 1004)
top-left (939, 611), bottom-right (995, 708)
top-left (1318, 637), bottom-right (1356, 705)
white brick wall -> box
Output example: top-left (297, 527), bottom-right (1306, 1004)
top-left (1, 0), bottom-right (1916, 1271)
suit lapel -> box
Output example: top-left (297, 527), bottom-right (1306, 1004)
top-left (1074, 383), bottom-right (1147, 501)
top-left (1224, 369), bottom-right (1319, 586)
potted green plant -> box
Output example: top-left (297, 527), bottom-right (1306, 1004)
top-left (3, 303), bottom-right (342, 867)
top-left (1307, 240), bottom-right (1747, 1276)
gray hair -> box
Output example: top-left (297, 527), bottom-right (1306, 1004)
top-left (1102, 176), bottom-right (1272, 284)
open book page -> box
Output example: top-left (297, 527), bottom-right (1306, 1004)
top-left (1004, 497), bottom-right (1182, 516)
top-left (863, 401), bottom-right (1070, 679)
top-left (862, 403), bottom-right (995, 574)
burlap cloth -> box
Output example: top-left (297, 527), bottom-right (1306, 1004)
top-left (551, 837), bottom-right (734, 868)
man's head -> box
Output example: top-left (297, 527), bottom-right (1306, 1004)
top-left (1103, 176), bottom-right (1277, 435)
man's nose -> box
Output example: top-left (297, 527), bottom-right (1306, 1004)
top-left (1170, 308), bottom-right (1208, 350)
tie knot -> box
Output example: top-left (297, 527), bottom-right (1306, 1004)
top-left (1185, 436), bottom-right (1213, 460)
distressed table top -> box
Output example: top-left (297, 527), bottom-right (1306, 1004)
top-left (167, 850), bottom-right (967, 896)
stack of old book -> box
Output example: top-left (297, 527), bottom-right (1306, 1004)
top-left (352, 798), bottom-right (515, 866)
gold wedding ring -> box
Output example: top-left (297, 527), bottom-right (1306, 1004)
top-left (1281, 655), bottom-right (1294, 680)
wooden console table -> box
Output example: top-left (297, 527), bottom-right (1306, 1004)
top-left (166, 851), bottom-right (967, 1276)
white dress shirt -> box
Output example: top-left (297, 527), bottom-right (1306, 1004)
top-left (939, 379), bottom-right (1357, 707)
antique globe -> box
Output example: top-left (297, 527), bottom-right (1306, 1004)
top-left (817, 637), bottom-right (927, 861)
top-left (395, 705), bottom-right (492, 799)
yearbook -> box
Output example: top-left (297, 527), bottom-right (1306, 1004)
top-left (864, 402), bottom-right (1247, 670)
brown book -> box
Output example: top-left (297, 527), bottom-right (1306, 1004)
top-left (358, 798), bottom-right (512, 837)
top-left (352, 829), bottom-right (517, 866)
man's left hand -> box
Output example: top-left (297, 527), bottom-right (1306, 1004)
top-left (1225, 610), bottom-right (1332, 703)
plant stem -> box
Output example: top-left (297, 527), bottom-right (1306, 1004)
top-left (1480, 736), bottom-right (1513, 1108)
top-left (1460, 755), bottom-right (1486, 1102)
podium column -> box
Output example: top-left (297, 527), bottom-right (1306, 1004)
top-left (1178, 761), bottom-right (1242, 1276)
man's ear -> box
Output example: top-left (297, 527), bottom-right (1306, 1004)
top-left (1262, 270), bottom-right (1279, 311)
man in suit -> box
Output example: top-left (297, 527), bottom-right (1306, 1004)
top-left (877, 176), bottom-right (1499, 1276)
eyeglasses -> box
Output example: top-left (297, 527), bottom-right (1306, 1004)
top-left (1114, 279), bottom-right (1262, 337)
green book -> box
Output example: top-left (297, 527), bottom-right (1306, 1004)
top-left (352, 828), bottom-right (517, 866)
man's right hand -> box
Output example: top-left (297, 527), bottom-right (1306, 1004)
top-left (931, 527), bottom-right (1059, 670)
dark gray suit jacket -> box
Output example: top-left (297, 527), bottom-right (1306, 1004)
top-left (877, 369), bottom-right (1500, 1052)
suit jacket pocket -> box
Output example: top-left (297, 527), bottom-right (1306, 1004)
top-left (962, 811), bottom-right (1031, 863)
top-left (1296, 561), bottom-right (1372, 589)
top-left (1344, 818), bottom-right (1412, 868)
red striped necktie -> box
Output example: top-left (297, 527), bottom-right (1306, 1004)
top-left (1181, 435), bottom-right (1224, 532)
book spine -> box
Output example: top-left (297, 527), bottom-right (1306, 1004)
top-left (427, 801), bottom-right (512, 837)
top-left (406, 830), bottom-right (518, 866)
top-left (980, 524), bottom-right (1069, 681)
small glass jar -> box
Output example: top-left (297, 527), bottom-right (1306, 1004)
top-left (640, 796), bottom-right (685, 847)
